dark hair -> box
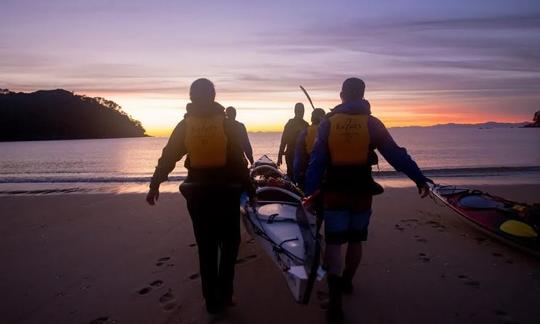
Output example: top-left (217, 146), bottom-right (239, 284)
top-left (225, 106), bottom-right (237, 119)
top-left (341, 78), bottom-right (365, 102)
top-left (190, 78), bottom-right (216, 103)
top-left (294, 102), bottom-right (304, 115)
top-left (311, 108), bottom-right (326, 124)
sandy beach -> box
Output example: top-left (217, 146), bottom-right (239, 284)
top-left (1, 184), bottom-right (539, 324)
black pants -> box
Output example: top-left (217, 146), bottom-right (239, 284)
top-left (285, 151), bottom-right (295, 181)
top-left (182, 186), bottom-right (241, 303)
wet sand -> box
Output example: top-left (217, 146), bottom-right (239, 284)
top-left (1, 185), bottom-right (539, 324)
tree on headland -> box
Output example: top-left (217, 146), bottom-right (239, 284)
top-left (0, 89), bottom-right (147, 141)
top-left (524, 110), bottom-right (540, 128)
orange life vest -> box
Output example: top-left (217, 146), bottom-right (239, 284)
top-left (184, 115), bottom-right (228, 168)
top-left (323, 112), bottom-right (382, 195)
top-left (305, 124), bottom-right (319, 155)
top-left (328, 113), bottom-right (370, 165)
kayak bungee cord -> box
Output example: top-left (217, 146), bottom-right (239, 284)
top-left (248, 203), bottom-right (304, 263)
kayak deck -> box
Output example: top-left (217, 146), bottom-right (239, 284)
top-left (430, 184), bottom-right (539, 256)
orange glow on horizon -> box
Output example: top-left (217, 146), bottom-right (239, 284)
top-left (77, 91), bottom-right (531, 137)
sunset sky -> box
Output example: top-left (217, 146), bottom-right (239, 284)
top-left (2, 0), bottom-right (540, 136)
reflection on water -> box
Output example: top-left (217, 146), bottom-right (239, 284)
top-left (0, 128), bottom-right (538, 194)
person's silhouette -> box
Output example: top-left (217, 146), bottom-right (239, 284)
top-left (277, 103), bottom-right (308, 180)
top-left (225, 106), bottom-right (254, 165)
top-left (146, 79), bottom-right (254, 314)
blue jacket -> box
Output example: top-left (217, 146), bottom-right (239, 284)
top-left (305, 99), bottom-right (429, 195)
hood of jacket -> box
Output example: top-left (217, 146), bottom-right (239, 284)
top-left (185, 101), bottom-right (225, 118)
top-left (330, 99), bottom-right (371, 116)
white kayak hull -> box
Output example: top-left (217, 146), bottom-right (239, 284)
top-left (241, 185), bottom-right (320, 304)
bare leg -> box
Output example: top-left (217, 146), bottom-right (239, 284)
top-left (325, 243), bottom-right (343, 275)
top-left (325, 243), bottom-right (344, 321)
top-left (344, 242), bottom-right (362, 279)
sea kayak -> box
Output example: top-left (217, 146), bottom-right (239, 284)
top-left (241, 156), bottom-right (320, 304)
top-left (429, 184), bottom-right (539, 256)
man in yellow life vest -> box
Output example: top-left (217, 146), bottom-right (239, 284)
top-left (146, 79), bottom-right (254, 314)
top-left (277, 103), bottom-right (309, 180)
top-left (305, 78), bottom-right (431, 322)
top-left (293, 108), bottom-right (326, 189)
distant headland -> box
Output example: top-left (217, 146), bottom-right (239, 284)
top-left (0, 89), bottom-right (147, 141)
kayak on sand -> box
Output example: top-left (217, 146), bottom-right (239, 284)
top-left (241, 156), bottom-right (321, 304)
top-left (429, 183), bottom-right (539, 256)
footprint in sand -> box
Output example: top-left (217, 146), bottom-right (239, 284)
top-left (465, 280), bottom-right (480, 288)
top-left (394, 224), bottom-right (405, 231)
top-left (456, 274), bottom-right (480, 288)
top-left (159, 290), bottom-right (175, 303)
top-left (188, 272), bottom-right (200, 280)
top-left (89, 316), bottom-right (109, 324)
top-left (494, 309), bottom-right (519, 324)
top-left (150, 280), bottom-right (163, 288)
top-left (418, 252), bottom-right (431, 263)
top-left (416, 237), bottom-right (428, 243)
top-left (159, 289), bottom-right (178, 312)
top-left (138, 287), bottom-right (151, 295)
top-left (235, 254), bottom-right (258, 264)
top-left (492, 252), bottom-right (503, 258)
top-left (425, 220), bottom-right (446, 231)
top-left (189, 243), bottom-right (197, 247)
top-left (156, 257), bottom-right (171, 267)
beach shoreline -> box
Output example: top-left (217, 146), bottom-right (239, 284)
top-left (1, 185), bottom-right (539, 324)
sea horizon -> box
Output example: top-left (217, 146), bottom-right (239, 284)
top-left (1, 127), bottom-right (538, 194)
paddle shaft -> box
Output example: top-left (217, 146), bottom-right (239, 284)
top-left (299, 85), bottom-right (315, 110)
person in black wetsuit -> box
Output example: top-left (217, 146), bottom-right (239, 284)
top-left (225, 106), bottom-right (254, 165)
top-left (277, 103), bottom-right (309, 180)
top-left (146, 79), bottom-right (254, 314)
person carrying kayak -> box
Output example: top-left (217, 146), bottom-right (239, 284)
top-left (293, 108), bottom-right (326, 189)
top-left (304, 77), bottom-right (431, 322)
top-left (278, 103), bottom-right (309, 180)
top-left (225, 106), bottom-right (254, 165)
top-left (146, 79), bottom-right (254, 314)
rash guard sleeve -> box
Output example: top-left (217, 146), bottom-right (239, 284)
top-left (368, 116), bottom-right (429, 185)
top-left (305, 119), bottom-right (330, 195)
top-left (150, 121), bottom-right (187, 190)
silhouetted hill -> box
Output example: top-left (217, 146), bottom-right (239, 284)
top-left (523, 110), bottom-right (540, 128)
top-left (391, 121), bottom-right (529, 129)
top-left (0, 89), bottom-right (147, 141)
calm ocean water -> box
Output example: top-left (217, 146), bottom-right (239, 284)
top-left (0, 128), bottom-right (539, 194)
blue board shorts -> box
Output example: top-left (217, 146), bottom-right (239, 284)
top-left (324, 209), bottom-right (372, 244)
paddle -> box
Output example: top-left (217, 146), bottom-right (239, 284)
top-left (299, 85), bottom-right (315, 110)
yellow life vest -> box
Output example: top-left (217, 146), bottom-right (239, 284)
top-left (328, 113), bottom-right (370, 166)
top-left (184, 115), bottom-right (228, 168)
top-left (305, 124), bottom-right (319, 155)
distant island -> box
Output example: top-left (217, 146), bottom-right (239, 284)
top-left (391, 121), bottom-right (531, 129)
top-left (0, 89), bottom-right (147, 141)
top-left (523, 111), bottom-right (540, 128)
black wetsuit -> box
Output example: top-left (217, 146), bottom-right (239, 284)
top-left (278, 117), bottom-right (309, 180)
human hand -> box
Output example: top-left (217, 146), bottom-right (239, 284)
top-left (146, 188), bottom-right (160, 205)
top-left (417, 179), bottom-right (433, 198)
